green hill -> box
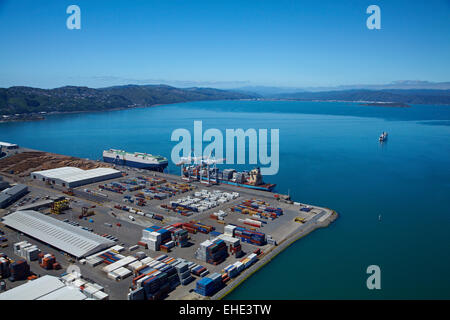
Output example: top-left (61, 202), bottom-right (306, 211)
top-left (0, 84), bottom-right (258, 115)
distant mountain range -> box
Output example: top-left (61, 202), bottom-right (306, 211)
top-left (0, 84), bottom-right (257, 115)
top-left (234, 81), bottom-right (450, 95)
top-left (1, 82), bottom-right (449, 116)
top-left (267, 89), bottom-right (450, 105)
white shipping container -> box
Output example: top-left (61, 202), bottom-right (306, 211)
top-left (102, 256), bottom-right (137, 273)
top-left (128, 261), bottom-right (144, 271)
top-left (114, 267), bottom-right (132, 279)
top-left (73, 278), bottom-right (87, 288)
top-left (107, 272), bottom-right (120, 281)
top-left (140, 257), bottom-right (153, 264)
top-left (83, 284), bottom-right (99, 298)
top-left (93, 290), bottom-right (109, 300)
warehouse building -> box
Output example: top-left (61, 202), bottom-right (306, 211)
top-left (30, 166), bottom-right (122, 188)
top-left (0, 184), bottom-right (28, 209)
top-left (1, 210), bottom-right (115, 258)
top-left (0, 275), bottom-right (88, 300)
top-left (0, 141), bottom-right (19, 150)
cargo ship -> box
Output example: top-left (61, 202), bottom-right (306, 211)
top-left (103, 149), bottom-right (168, 171)
top-left (181, 164), bottom-right (276, 192)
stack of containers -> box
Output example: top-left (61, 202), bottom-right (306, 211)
top-left (142, 272), bottom-right (170, 300)
top-left (24, 246), bottom-right (41, 262)
top-left (209, 231), bottom-right (222, 238)
top-left (240, 218), bottom-right (263, 228)
top-left (39, 253), bottom-right (57, 270)
top-left (98, 251), bottom-right (121, 265)
top-left (195, 240), bottom-right (212, 262)
top-left (8, 259), bottom-right (30, 281)
top-left (223, 264), bottom-right (239, 278)
top-left (195, 277), bottom-right (213, 296)
top-left (13, 241), bottom-right (30, 256)
top-left (231, 199), bottom-right (283, 220)
top-left (131, 254), bottom-right (181, 299)
top-left (190, 221), bottom-right (215, 234)
top-left (209, 239), bottom-right (228, 265)
top-left (0, 254), bottom-right (11, 279)
top-left (233, 261), bottom-right (245, 273)
top-left (190, 264), bottom-right (208, 277)
top-left (146, 271), bottom-right (175, 298)
top-left (214, 234), bottom-right (242, 257)
top-left (144, 226), bottom-right (172, 244)
top-left (172, 228), bottom-right (189, 247)
top-left (196, 239), bottom-right (229, 265)
top-left (240, 253), bottom-right (258, 268)
top-left (233, 226), bottom-right (266, 246)
top-left (224, 225), bottom-right (236, 237)
top-left (195, 272), bottom-right (224, 296)
top-left (128, 260), bottom-right (144, 272)
top-left (176, 262), bottom-right (194, 285)
top-left (181, 223), bottom-right (197, 234)
top-left (14, 241), bottom-right (41, 261)
top-left (141, 228), bottom-right (162, 251)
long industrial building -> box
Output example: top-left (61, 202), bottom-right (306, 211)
top-left (0, 184), bottom-right (28, 209)
top-left (0, 141), bottom-right (19, 150)
top-left (0, 275), bottom-right (88, 300)
top-left (1, 210), bottom-right (115, 258)
top-left (30, 166), bottom-right (122, 188)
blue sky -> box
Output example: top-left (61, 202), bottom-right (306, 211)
top-left (0, 0), bottom-right (449, 88)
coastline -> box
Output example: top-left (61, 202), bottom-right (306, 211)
top-left (2, 98), bottom-right (449, 124)
top-left (0, 103), bottom-right (163, 123)
top-left (0, 99), bottom-right (254, 124)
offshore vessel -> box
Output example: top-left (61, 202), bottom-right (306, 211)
top-left (379, 131), bottom-right (388, 142)
top-left (103, 149), bottom-right (168, 171)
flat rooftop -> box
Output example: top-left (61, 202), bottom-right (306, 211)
top-left (1, 210), bottom-right (115, 258)
top-left (31, 167), bottom-right (121, 183)
top-left (0, 141), bottom-right (18, 147)
top-left (0, 275), bottom-right (87, 300)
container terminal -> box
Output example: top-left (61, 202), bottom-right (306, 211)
top-left (0, 146), bottom-right (337, 300)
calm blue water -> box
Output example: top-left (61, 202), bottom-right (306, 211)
top-left (1, 100), bottom-right (449, 299)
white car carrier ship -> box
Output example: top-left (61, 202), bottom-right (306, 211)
top-left (103, 149), bottom-right (168, 172)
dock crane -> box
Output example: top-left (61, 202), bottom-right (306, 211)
top-left (201, 156), bottom-right (225, 185)
top-left (176, 153), bottom-right (204, 181)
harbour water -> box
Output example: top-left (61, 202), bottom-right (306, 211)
top-left (1, 100), bottom-right (449, 299)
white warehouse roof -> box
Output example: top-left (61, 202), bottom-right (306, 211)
top-left (31, 166), bottom-right (122, 188)
top-left (0, 275), bottom-right (87, 300)
top-left (0, 141), bottom-right (18, 147)
top-left (2, 210), bottom-right (115, 258)
top-left (37, 285), bottom-right (88, 300)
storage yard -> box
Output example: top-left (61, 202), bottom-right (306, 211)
top-left (0, 149), bottom-right (337, 300)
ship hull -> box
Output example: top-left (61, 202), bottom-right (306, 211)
top-left (103, 156), bottom-right (168, 171)
top-left (199, 176), bottom-right (275, 192)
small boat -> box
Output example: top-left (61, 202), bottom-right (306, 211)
top-left (379, 132), bottom-right (388, 142)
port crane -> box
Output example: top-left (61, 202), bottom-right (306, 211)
top-left (200, 156), bottom-right (225, 185)
top-left (176, 153), bottom-right (205, 181)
